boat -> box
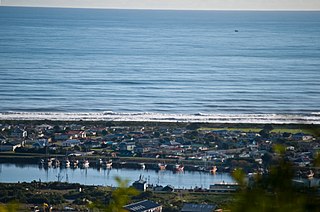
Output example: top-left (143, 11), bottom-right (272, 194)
top-left (46, 158), bottom-right (53, 167)
top-left (175, 164), bottom-right (184, 172)
top-left (52, 158), bottom-right (60, 167)
top-left (139, 163), bottom-right (146, 169)
top-left (71, 159), bottom-right (79, 168)
top-left (210, 166), bottom-right (217, 174)
top-left (158, 163), bottom-right (167, 170)
top-left (39, 159), bottom-right (45, 166)
top-left (197, 166), bottom-right (205, 171)
top-left (81, 159), bottom-right (90, 168)
top-left (63, 159), bottom-right (71, 168)
top-left (96, 158), bottom-right (103, 166)
top-left (102, 159), bottom-right (112, 169)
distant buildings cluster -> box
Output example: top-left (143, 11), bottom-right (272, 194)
top-left (0, 122), bottom-right (319, 176)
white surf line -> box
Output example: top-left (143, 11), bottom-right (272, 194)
top-left (0, 112), bottom-right (320, 124)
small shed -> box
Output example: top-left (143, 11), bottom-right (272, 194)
top-left (162, 185), bottom-right (174, 192)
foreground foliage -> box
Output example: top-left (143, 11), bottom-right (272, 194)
top-left (231, 145), bottom-right (320, 212)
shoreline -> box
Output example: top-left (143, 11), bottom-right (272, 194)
top-left (1, 111), bottom-right (320, 124)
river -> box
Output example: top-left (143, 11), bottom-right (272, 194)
top-left (0, 163), bottom-right (234, 189)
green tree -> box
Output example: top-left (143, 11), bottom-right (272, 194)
top-left (231, 145), bottom-right (319, 212)
top-left (89, 177), bottom-right (139, 212)
top-left (0, 201), bottom-right (19, 212)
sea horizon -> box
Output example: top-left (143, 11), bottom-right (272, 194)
top-left (1, 7), bottom-right (319, 118)
top-left (2, 5), bottom-right (320, 12)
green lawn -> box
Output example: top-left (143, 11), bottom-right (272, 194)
top-left (199, 128), bottom-right (261, 133)
top-left (199, 127), bottom-right (318, 136)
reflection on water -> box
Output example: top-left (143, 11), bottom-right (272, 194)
top-left (0, 163), bottom-right (234, 188)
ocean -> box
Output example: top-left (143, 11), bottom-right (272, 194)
top-left (0, 7), bottom-right (320, 118)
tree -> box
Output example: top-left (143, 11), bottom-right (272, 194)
top-left (0, 201), bottom-right (19, 212)
top-left (89, 177), bottom-right (139, 212)
top-left (231, 145), bottom-right (320, 212)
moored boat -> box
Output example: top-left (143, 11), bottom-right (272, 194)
top-left (52, 158), bottom-right (60, 167)
top-left (102, 159), bottom-right (112, 169)
top-left (71, 159), bottom-right (79, 168)
top-left (96, 158), bottom-right (103, 166)
top-left (158, 163), bottom-right (167, 170)
top-left (210, 166), bottom-right (217, 174)
top-left (139, 163), bottom-right (146, 169)
top-left (175, 164), bottom-right (184, 172)
top-left (63, 159), bottom-right (71, 168)
top-left (46, 158), bottom-right (53, 167)
top-left (81, 159), bottom-right (90, 168)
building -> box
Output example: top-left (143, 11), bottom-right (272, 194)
top-left (0, 141), bottom-right (23, 152)
top-left (10, 128), bottom-right (27, 138)
top-left (162, 185), bottom-right (174, 192)
top-left (181, 203), bottom-right (216, 212)
top-left (62, 139), bottom-right (81, 147)
top-left (119, 141), bottom-right (136, 151)
top-left (32, 139), bottom-right (49, 149)
top-left (132, 176), bottom-right (147, 191)
top-left (124, 200), bottom-right (162, 212)
top-left (209, 183), bottom-right (239, 193)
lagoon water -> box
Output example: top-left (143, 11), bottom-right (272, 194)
top-left (0, 163), bottom-right (234, 188)
top-left (0, 7), bottom-right (320, 115)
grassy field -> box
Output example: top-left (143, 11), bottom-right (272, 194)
top-left (150, 191), bottom-right (234, 210)
top-left (199, 126), bottom-right (319, 136)
top-left (199, 127), bottom-right (261, 132)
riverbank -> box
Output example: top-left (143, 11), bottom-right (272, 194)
top-left (0, 181), bottom-right (234, 211)
top-left (0, 151), bottom-right (223, 172)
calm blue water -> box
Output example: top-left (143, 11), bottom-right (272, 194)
top-left (0, 7), bottom-right (320, 114)
top-left (0, 163), bottom-right (234, 188)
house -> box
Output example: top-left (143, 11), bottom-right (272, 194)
top-left (209, 183), bottom-right (239, 193)
top-left (0, 141), bottom-right (23, 151)
top-left (124, 200), bottom-right (162, 212)
top-left (62, 139), bottom-right (81, 147)
top-left (54, 133), bottom-right (69, 141)
top-left (153, 185), bottom-right (164, 192)
top-left (10, 128), bottom-right (27, 138)
top-left (132, 176), bottom-right (147, 192)
top-left (84, 141), bottom-right (101, 148)
top-left (165, 140), bottom-right (181, 147)
top-left (212, 130), bottom-right (228, 136)
top-left (162, 185), bottom-right (174, 192)
top-left (66, 131), bottom-right (86, 139)
top-left (181, 203), bottom-right (216, 212)
top-left (32, 139), bottom-right (49, 149)
top-left (134, 146), bottom-right (150, 154)
top-left (292, 133), bottom-right (313, 141)
top-left (119, 142), bottom-right (136, 151)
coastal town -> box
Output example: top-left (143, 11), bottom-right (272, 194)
top-left (0, 120), bottom-right (320, 211)
top-left (0, 121), bottom-right (319, 173)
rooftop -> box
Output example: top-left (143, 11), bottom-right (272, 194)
top-left (124, 200), bottom-right (161, 212)
top-left (181, 203), bottom-right (216, 212)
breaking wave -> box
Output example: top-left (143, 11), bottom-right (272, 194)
top-left (1, 111), bottom-right (320, 124)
